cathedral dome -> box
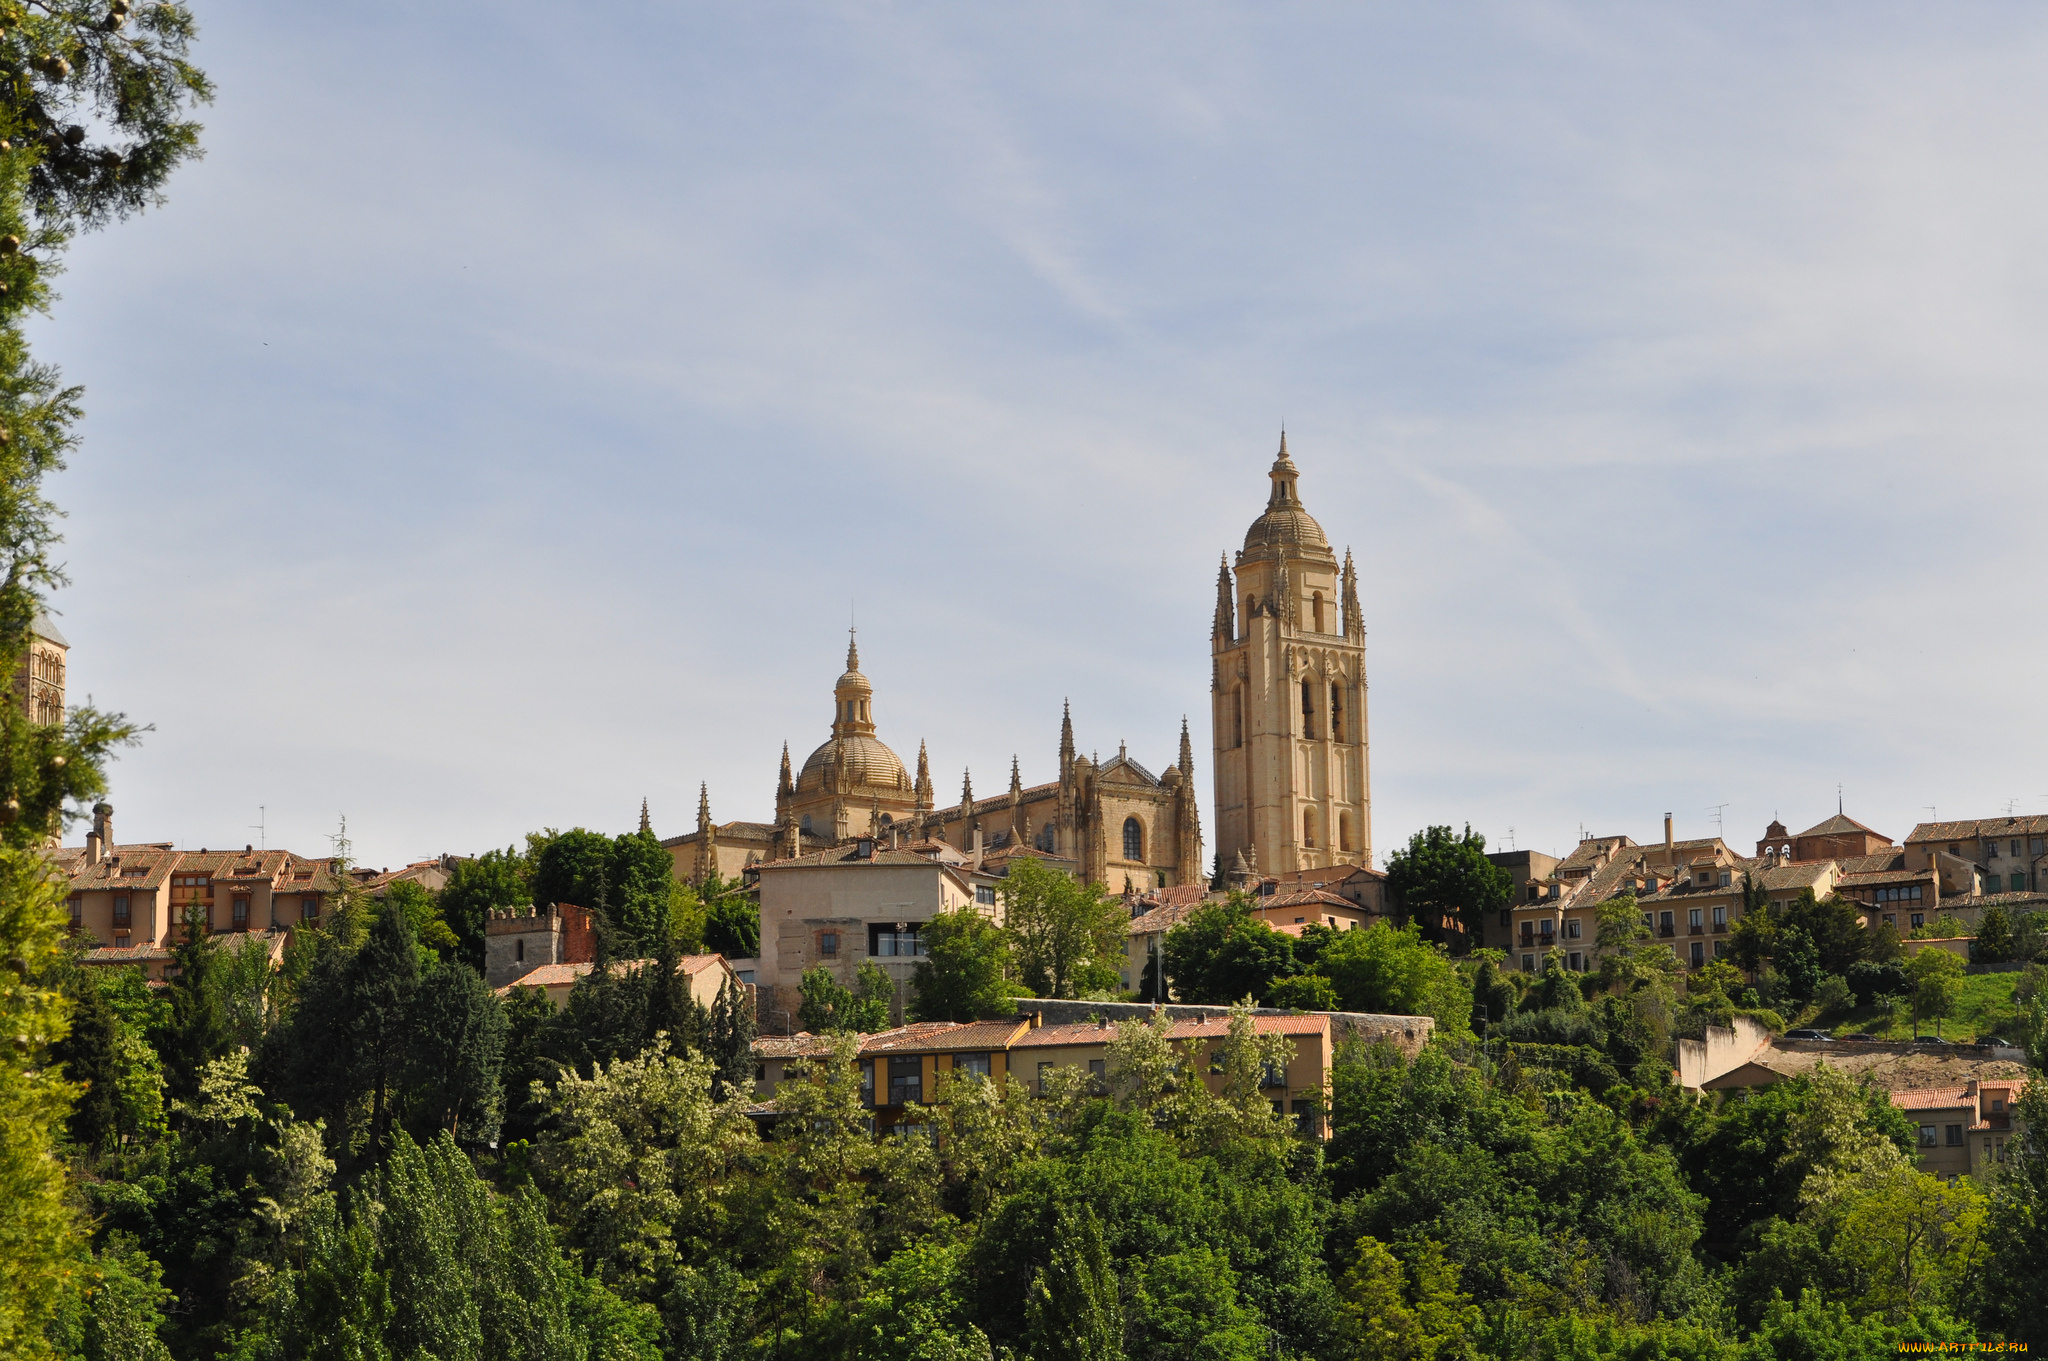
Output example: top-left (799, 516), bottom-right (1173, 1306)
top-left (1241, 432), bottom-right (1331, 554)
top-left (796, 734), bottom-right (908, 794)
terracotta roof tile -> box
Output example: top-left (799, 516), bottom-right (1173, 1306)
top-left (1907, 816), bottom-right (2048, 843)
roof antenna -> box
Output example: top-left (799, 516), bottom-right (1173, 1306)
top-left (249, 805), bottom-right (266, 852)
top-left (1837, 783), bottom-right (1843, 815)
top-left (1707, 803), bottom-right (1727, 838)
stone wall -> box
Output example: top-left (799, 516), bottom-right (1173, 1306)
top-left (1013, 998), bottom-right (1433, 1057)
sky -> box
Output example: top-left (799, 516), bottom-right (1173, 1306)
top-left (31, 1), bottom-right (2048, 871)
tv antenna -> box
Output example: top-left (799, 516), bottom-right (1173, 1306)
top-left (1706, 803), bottom-right (1727, 838)
top-left (2005, 798), bottom-right (2021, 816)
top-left (1924, 805), bottom-right (1937, 825)
top-left (249, 805), bottom-right (266, 852)
top-left (1506, 826), bottom-right (1516, 851)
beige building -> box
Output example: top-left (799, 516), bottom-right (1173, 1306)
top-left (664, 641), bottom-right (1205, 896)
top-left (752, 840), bottom-right (990, 1034)
top-left (11, 610), bottom-right (66, 727)
top-left (1211, 436), bottom-right (1371, 880)
top-left (492, 952), bottom-right (738, 1011)
top-left (1906, 815), bottom-right (2048, 898)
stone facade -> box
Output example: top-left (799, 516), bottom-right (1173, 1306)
top-left (1212, 436), bottom-right (1372, 879)
top-left (10, 610), bottom-right (66, 727)
top-left (484, 902), bottom-right (595, 988)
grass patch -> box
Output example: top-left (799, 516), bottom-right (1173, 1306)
top-left (1819, 971), bottom-right (2021, 1042)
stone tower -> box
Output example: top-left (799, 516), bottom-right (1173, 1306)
top-left (1211, 434), bottom-right (1370, 876)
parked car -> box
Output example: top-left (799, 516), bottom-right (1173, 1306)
top-left (1843, 1032), bottom-right (1880, 1042)
top-left (1978, 1037), bottom-right (2013, 1048)
top-left (1784, 1028), bottom-right (1833, 1041)
top-left (1911, 1035), bottom-right (1951, 1046)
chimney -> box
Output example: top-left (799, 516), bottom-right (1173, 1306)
top-left (85, 828), bottom-right (101, 864)
top-left (87, 802), bottom-right (113, 863)
top-left (1664, 814), bottom-right (1674, 866)
top-left (970, 826), bottom-right (984, 871)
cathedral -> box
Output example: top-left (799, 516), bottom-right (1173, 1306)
top-left (662, 435), bottom-right (1370, 890)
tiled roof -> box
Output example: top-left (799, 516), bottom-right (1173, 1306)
top-left (755, 846), bottom-right (956, 871)
top-left (1837, 867), bottom-right (1936, 887)
top-left (1945, 891), bottom-right (2048, 909)
top-left (1907, 816), bottom-right (2048, 843)
top-left (492, 954), bottom-right (730, 996)
top-left (1008, 1013), bottom-right (1328, 1049)
top-left (1891, 1086), bottom-right (1974, 1111)
top-left (1794, 813), bottom-right (1890, 841)
top-left (1270, 863), bottom-right (1386, 888)
top-left (1128, 899), bottom-right (1203, 936)
top-left (1837, 852), bottom-right (1908, 875)
top-left (858, 1019), bottom-right (1029, 1053)
top-left (1142, 883), bottom-right (1211, 909)
top-left (81, 943), bottom-right (173, 965)
top-left (751, 1032), bottom-right (839, 1059)
top-left (1258, 890), bottom-right (1360, 913)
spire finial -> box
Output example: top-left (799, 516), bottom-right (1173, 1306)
top-left (846, 626), bottom-right (859, 673)
top-left (639, 797), bottom-right (651, 835)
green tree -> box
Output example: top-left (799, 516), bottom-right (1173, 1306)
top-left (912, 906), bottom-right (1016, 1021)
top-left (1160, 893), bottom-right (1298, 1005)
top-left (438, 847), bottom-right (530, 971)
top-left (378, 878), bottom-right (460, 961)
top-left (531, 827), bottom-right (679, 955)
top-left (1318, 923), bottom-right (1472, 1032)
top-left (1974, 907), bottom-right (2015, 963)
top-left (1383, 824), bottom-right (1512, 950)
top-left (1906, 949), bottom-right (1964, 1038)
top-left (798, 962), bottom-right (892, 1033)
top-left (156, 904), bottom-right (233, 1106)
top-left (408, 961), bottom-right (507, 1146)
top-left (1022, 1203), bottom-right (1122, 1361)
top-left (705, 975), bottom-right (757, 1097)
top-left (1977, 1082), bottom-right (2048, 1344)
top-left (1000, 859), bottom-right (1126, 999)
top-left (698, 871), bottom-right (759, 959)
top-left (1126, 1246), bottom-right (1264, 1361)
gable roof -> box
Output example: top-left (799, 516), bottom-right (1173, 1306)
top-left (1907, 816), bottom-right (2048, 843)
top-left (1795, 813), bottom-right (1890, 841)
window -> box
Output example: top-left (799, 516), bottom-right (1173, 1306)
top-left (1988, 841), bottom-right (2001, 858)
top-left (1688, 907), bottom-right (1703, 930)
top-left (1521, 953), bottom-right (1535, 972)
top-left (2033, 838), bottom-right (2044, 855)
top-left (1087, 1058), bottom-right (1108, 1094)
top-left (1718, 871), bottom-right (1731, 887)
top-left (1565, 919), bottom-right (1581, 939)
top-left (955, 1052), bottom-right (992, 1077)
top-left (515, 939), bottom-right (525, 963)
top-left (1231, 689), bottom-right (1244, 749)
top-left (1037, 1061), bottom-right (1054, 1094)
top-left (113, 896), bottom-right (130, 925)
top-left (1946, 1125), bottom-right (1964, 1147)
top-left (232, 898), bottom-right (249, 928)
top-left (1538, 920), bottom-right (1554, 940)
top-left (820, 931), bottom-right (839, 956)
top-left (1302, 807), bottom-right (1317, 850)
top-left (1330, 685), bottom-right (1344, 742)
top-left (800, 814), bottom-right (813, 835)
top-left (2011, 840), bottom-right (2022, 857)
top-left (1300, 680), bottom-right (1315, 738)
top-left (302, 896), bottom-right (320, 923)
top-left (68, 896), bottom-right (81, 926)
top-left (860, 1060), bottom-right (876, 1107)
top-left (2012, 873), bottom-right (2027, 893)
top-left (1568, 951), bottom-right (1583, 972)
top-left (1712, 905), bottom-right (1727, 929)
top-left (1690, 941), bottom-right (1705, 967)
top-left (1911, 913), bottom-right (1925, 929)
top-left (1290, 1099), bottom-right (1321, 1135)
top-left (887, 1056), bottom-right (921, 1106)
top-left (1992, 1097), bottom-right (2006, 1114)
top-left (1919, 1125), bottom-right (1938, 1147)
top-left (1259, 1060), bottom-right (1287, 1089)
top-left (1312, 591), bottom-right (1325, 633)
top-left (1641, 912), bottom-right (1653, 929)
top-left (1338, 810), bottom-right (1353, 853)
top-left (975, 885), bottom-right (996, 906)
top-left (1039, 822), bottom-right (1057, 852)
top-left (1714, 940), bottom-right (1729, 958)
top-left (1123, 818), bottom-right (1144, 862)
top-left (869, 924), bottom-right (924, 956)
top-left (1658, 911), bottom-right (1674, 936)
top-left (1884, 914), bottom-right (1895, 926)
top-left (1209, 1048), bottom-right (1226, 1074)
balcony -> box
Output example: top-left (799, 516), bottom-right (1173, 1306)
top-left (1713, 923), bottom-right (1728, 934)
top-left (1658, 925), bottom-right (1676, 938)
top-left (1689, 924), bottom-right (1704, 936)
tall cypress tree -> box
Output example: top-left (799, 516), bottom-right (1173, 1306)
top-left (706, 976), bottom-right (757, 1100)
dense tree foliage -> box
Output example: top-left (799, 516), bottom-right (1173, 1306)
top-left (1384, 824), bottom-right (1514, 949)
top-left (1000, 858), bottom-right (1128, 998)
top-left (911, 906), bottom-right (1017, 1022)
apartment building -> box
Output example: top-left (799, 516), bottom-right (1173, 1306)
top-left (1906, 816), bottom-right (2047, 898)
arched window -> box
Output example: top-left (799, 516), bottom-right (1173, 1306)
top-left (879, 813), bottom-right (893, 829)
top-left (1338, 811), bottom-right (1353, 853)
top-left (1301, 680), bottom-right (1316, 739)
top-left (1312, 592), bottom-right (1325, 633)
top-left (1039, 822), bottom-right (1057, 852)
top-left (1303, 807), bottom-right (1318, 850)
top-left (1329, 683), bottom-right (1344, 742)
top-left (800, 814), bottom-right (813, 835)
top-left (1123, 817), bottom-right (1144, 862)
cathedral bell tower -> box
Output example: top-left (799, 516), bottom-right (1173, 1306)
top-left (1211, 434), bottom-right (1371, 876)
